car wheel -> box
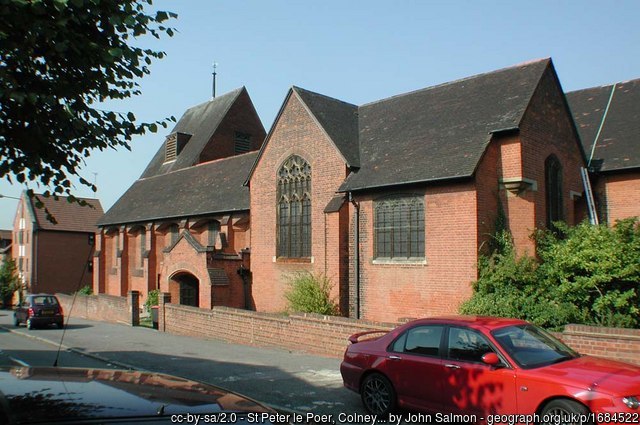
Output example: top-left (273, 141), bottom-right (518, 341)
top-left (26, 318), bottom-right (34, 330)
top-left (13, 315), bottom-right (20, 327)
top-left (361, 373), bottom-right (397, 417)
top-left (540, 399), bottom-right (591, 425)
top-left (56, 321), bottom-right (64, 329)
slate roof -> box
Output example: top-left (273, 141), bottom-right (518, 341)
top-left (292, 87), bottom-right (360, 167)
top-left (566, 79), bottom-right (640, 172)
top-left (140, 88), bottom-right (245, 179)
top-left (249, 59), bottom-right (553, 192)
top-left (98, 152), bottom-right (257, 226)
top-left (340, 59), bottom-right (551, 191)
top-left (27, 194), bottom-right (104, 232)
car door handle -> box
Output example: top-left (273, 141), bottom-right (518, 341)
top-left (444, 364), bottom-right (460, 369)
top-left (387, 355), bottom-right (402, 361)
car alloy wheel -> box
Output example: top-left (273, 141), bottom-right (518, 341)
top-left (540, 399), bottom-right (591, 425)
top-left (361, 373), bottom-right (396, 416)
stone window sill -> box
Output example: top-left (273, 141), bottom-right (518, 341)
top-left (372, 258), bottom-right (427, 266)
top-left (274, 257), bottom-right (313, 264)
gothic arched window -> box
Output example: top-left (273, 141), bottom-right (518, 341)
top-left (277, 155), bottom-right (311, 258)
top-left (545, 155), bottom-right (564, 229)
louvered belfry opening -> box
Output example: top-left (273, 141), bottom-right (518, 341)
top-left (164, 132), bottom-right (192, 162)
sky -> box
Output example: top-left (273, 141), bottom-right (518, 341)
top-left (1, 0), bottom-right (639, 229)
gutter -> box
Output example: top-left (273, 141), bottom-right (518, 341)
top-left (348, 192), bottom-right (360, 319)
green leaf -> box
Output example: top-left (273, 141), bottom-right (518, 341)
top-left (108, 47), bottom-right (123, 58)
top-left (54, 0), bottom-right (69, 10)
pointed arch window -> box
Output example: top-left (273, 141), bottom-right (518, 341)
top-left (545, 155), bottom-right (564, 229)
top-left (277, 155), bottom-right (311, 258)
top-left (374, 195), bottom-right (425, 259)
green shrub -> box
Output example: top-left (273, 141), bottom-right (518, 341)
top-left (77, 285), bottom-right (93, 296)
top-left (145, 289), bottom-right (160, 313)
top-left (284, 272), bottom-right (338, 315)
top-left (461, 218), bottom-right (640, 329)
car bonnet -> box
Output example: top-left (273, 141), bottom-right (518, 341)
top-left (0, 366), bottom-right (273, 423)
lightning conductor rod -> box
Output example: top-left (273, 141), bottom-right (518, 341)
top-left (212, 62), bottom-right (218, 99)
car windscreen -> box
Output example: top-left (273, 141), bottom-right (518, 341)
top-left (491, 324), bottom-right (579, 369)
top-left (31, 296), bottom-right (59, 306)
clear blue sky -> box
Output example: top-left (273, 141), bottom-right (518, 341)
top-left (1, 0), bottom-right (639, 229)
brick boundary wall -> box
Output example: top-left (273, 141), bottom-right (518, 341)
top-left (557, 324), bottom-right (640, 366)
top-left (58, 292), bottom-right (640, 364)
top-left (162, 304), bottom-right (640, 363)
top-left (56, 292), bottom-right (139, 326)
top-left (163, 304), bottom-right (396, 357)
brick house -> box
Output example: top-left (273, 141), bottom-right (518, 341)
top-left (247, 58), bottom-right (586, 322)
top-left (566, 78), bottom-right (640, 224)
top-left (94, 88), bottom-right (266, 309)
top-left (12, 192), bottom-right (103, 295)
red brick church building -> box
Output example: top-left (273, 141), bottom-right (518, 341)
top-left (94, 58), bottom-right (639, 322)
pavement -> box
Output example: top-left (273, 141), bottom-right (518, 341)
top-left (0, 309), bottom-right (364, 416)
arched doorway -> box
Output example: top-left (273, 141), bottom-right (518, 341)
top-left (170, 272), bottom-right (199, 307)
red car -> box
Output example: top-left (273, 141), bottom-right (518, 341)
top-left (340, 316), bottom-right (640, 422)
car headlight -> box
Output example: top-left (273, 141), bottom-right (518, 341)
top-left (623, 396), bottom-right (640, 409)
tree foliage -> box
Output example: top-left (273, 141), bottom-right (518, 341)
top-left (285, 272), bottom-right (339, 315)
top-left (461, 219), bottom-right (640, 329)
top-left (0, 258), bottom-right (21, 307)
top-left (0, 0), bottom-right (176, 200)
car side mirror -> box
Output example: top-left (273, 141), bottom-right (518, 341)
top-left (482, 352), bottom-right (501, 366)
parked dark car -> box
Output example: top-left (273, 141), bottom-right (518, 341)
top-left (341, 316), bottom-right (640, 421)
top-left (13, 294), bottom-right (64, 329)
top-left (0, 366), bottom-right (279, 424)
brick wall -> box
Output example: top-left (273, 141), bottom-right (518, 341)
top-left (353, 182), bottom-right (479, 322)
top-left (159, 302), bottom-right (640, 364)
top-left (558, 324), bottom-right (640, 366)
top-left (35, 230), bottom-right (94, 294)
top-left (56, 293), bottom-right (133, 325)
top-left (164, 304), bottom-right (395, 357)
top-left (598, 171), bottom-right (640, 224)
top-left (249, 91), bottom-right (349, 313)
top-left (519, 65), bottom-right (585, 231)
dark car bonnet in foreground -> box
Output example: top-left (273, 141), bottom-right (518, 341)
top-left (0, 366), bottom-right (274, 424)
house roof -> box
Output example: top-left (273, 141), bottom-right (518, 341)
top-left (292, 87), bottom-right (360, 167)
top-left (140, 88), bottom-right (245, 179)
top-left (0, 230), bottom-right (11, 240)
top-left (27, 194), bottom-right (104, 233)
top-left (98, 152), bottom-right (257, 226)
top-left (566, 78), bottom-right (640, 172)
top-left (339, 59), bottom-right (551, 191)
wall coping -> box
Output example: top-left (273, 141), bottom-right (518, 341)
top-left (165, 304), bottom-right (397, 330)
top-left (563, 324), bottom-right (640, 342)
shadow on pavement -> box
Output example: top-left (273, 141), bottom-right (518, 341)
top-left (88, 350), bottom-right (359, 415)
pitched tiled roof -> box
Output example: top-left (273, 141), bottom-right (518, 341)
top-left (28, 194), bottom-right (104, 232)
top-left (566, 79), bottom-right (640, 172)
top-left (293, 87), bottom-right (360, 167)
top-left (98, 152), bottom-right (257, 226)
top-left (339, 59), bottom-right (551, 191)
top-left (140, 88), bottom-right (245, 178)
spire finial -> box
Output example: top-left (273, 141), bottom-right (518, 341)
top-left (212, 62), bottom-right (218, 98)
